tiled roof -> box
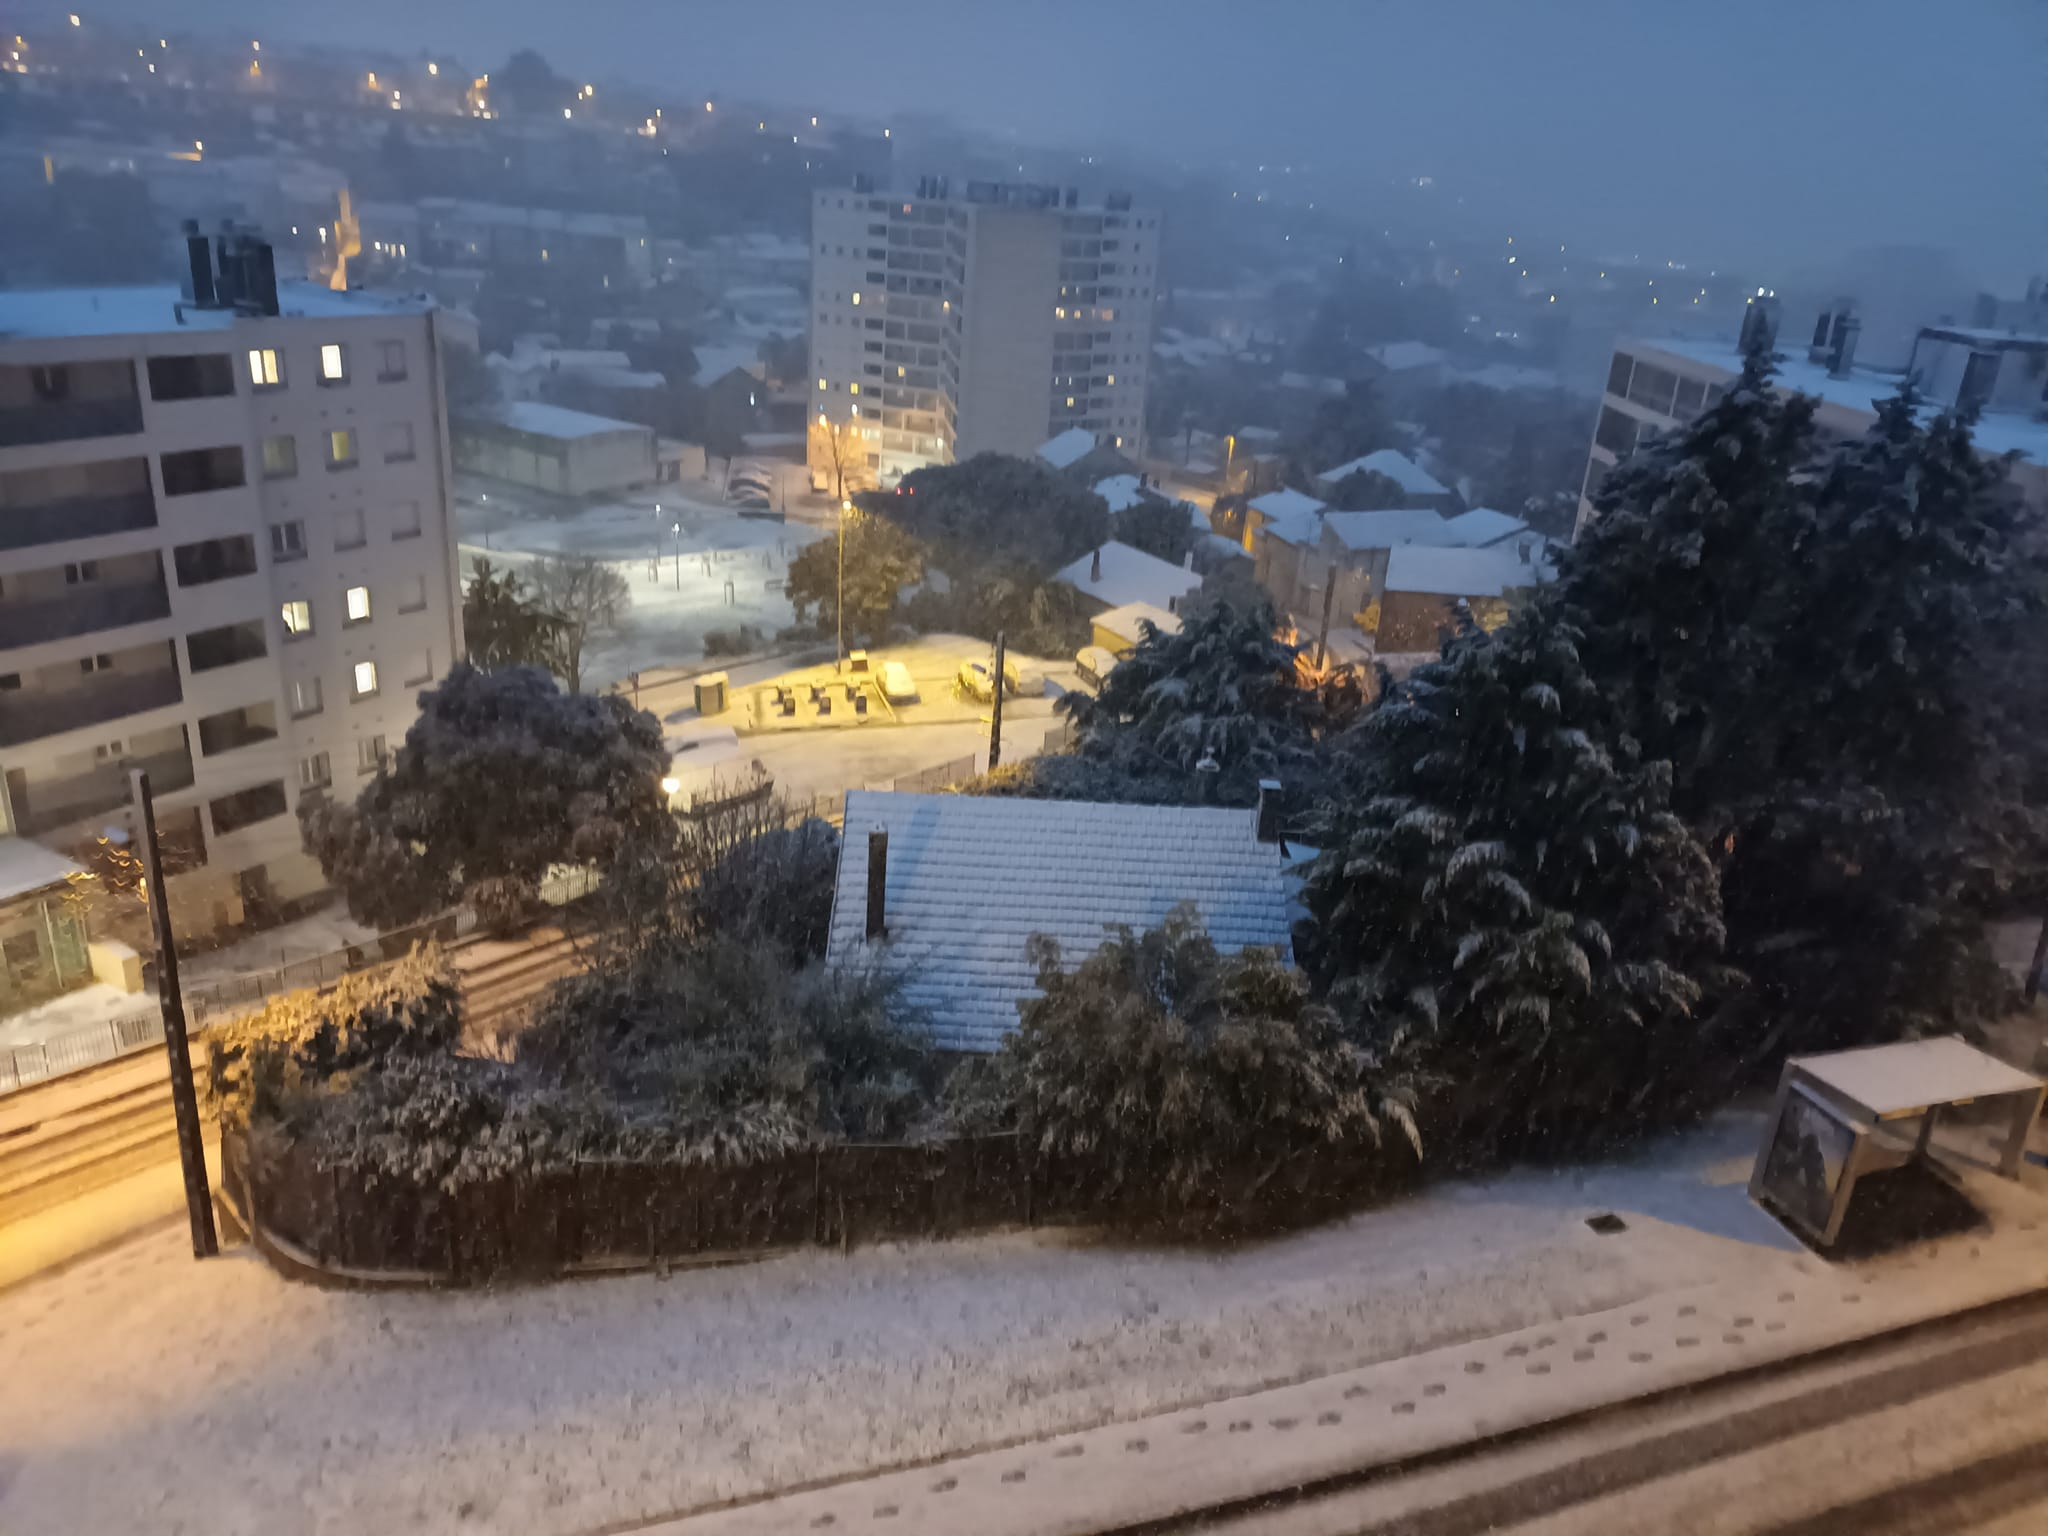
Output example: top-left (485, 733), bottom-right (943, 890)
top-left (826, 793), bottom-right (1298, 1053)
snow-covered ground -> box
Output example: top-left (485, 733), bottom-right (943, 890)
top-left (0, 1113), bottom-right (1812, 1536)
top-left (454, 474), bottom-right (830, 691)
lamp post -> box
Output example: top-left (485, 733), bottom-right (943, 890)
top-left (837, 497), bottom-right (850, 673)
top-left (672, 522), bottom-right (681, 590)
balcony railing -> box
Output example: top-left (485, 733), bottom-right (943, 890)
top-left (0, 575), bottom-right (171, 650)
top-left (0, 666), bottom-right (182, 748)
top-left (7, 745), bottom-right (197, 837)
top-left (0, 396), bottom-right (145, 449)
top-left (0, 490), bottom-right (157, 553)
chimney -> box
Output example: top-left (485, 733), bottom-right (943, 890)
top-left (1807, 307), bottom-right (1835, 365)
top-left (178, 219), bottom-right (215, 308)
top-left (1827, 308), bottom-right (1860, 379)
top-left (865, 827), bottom-right (889, 939)
top-left (1089, 547), bottom-right (1102, 582)
top-left (1255, 778), bottom-right (1284, 844)
top-left (212, 222), bottom-right (243, 311)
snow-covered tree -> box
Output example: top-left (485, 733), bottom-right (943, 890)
top-left (1303, 606), bottom-right (1728, 1159)
top-left (973, 907), bottom-right (1414, 1221)
top-left (1560, 359), bottom-right (2038, 1053)
top-left (299, 664), bottom-right (668, 931)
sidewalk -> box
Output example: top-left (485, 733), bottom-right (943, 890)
top-left (646, 1156), bottom-right (2048, 1535)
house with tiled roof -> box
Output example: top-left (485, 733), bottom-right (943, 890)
top-left (824, 792), bottom-right (1299, 1052)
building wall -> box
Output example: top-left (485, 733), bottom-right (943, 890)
top-left (955, 208), bottom-right (1060, 459)
top-left (0, 297), bottom-right (463, 935)
top-left (450, 422), bottom-right (654, 496)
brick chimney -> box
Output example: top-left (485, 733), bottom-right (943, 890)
top-left (865, 827), bottom-right (888, 939)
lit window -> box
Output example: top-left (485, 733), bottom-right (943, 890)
top-left (281, 599), bottom-right (312, 638)
top-left (248, 348), bottom-right (283, 388)
top-left (326, 428), bottom-right (357, 468)
top-left (319, 343), bottom-right (347, 383)
top-left (848, 383), bottom-right (859, 395)
top-left (851, 291), bottom-right (861, 305)
top-left (1107, 374), bottom-right (1115, 386)
top-left (352, 660), bottom-right (379, 698)
top-left (345, 585), bottom-right (371, 624)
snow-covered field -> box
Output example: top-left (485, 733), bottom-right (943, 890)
top-left (454, 475), bottom-right (830, 690)
top-left (0, 1114), bottom-right (1811, 1536)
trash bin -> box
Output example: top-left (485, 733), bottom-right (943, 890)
top-left (695, 671), bottom-right (730, 715)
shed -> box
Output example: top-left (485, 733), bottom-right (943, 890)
top-left (1091, 600), bottom-right (1182, 655)
top-left (451, 401), bottom-right (658, 497)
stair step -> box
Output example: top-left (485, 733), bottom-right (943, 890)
top-left (0, 1123), bottom-right (185, 1226)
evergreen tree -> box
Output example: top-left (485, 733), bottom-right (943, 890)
top-left (462, 558), bottom-right (564, 674)
top-left (1559, 360), bottom-right (2036, 1053)
top-left (1303, 606), bottom-right (1728, 1159)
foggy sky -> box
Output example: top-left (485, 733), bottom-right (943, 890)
top-left (81, 0), bottom-right (2048, 287)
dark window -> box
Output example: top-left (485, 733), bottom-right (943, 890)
top-left (185, 619), bottom-right (268, 672)
top-left (208, 779), bottom-right (289, 834)
top-left (160, 445), bottom-right (245, 497)
top-left (1625, 361), bottom-right (1680, 416)
top-left (146, 354), bottom-right (237, 402)
top-left (197, 701), bottom-right (278, 756)
top-left (1673, 377), bottom-right (1708, 419)
top-left (1606, 352), bottom-right (1634, 398)
top-left (172, 535), bottom-right (258, 587)
top-left (1594, 405), bottom-right (1640, 458)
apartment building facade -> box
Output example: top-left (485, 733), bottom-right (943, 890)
top-left (1578, 299), bottom-right (2048, 537)
top-left (0, 255), bottom-right (465, 942)
top-left (809, 180), bottom-right (1158, 488)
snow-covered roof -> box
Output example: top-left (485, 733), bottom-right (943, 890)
top-left (1093, 474), bottom-right (1145, 513)
top-left (1248, 487), bottom-right (1328, 546)
top-left (1384, 542), bottom-right (1553, 598)
top-left (1235, 425), bottom-right (1284, 444)
top-left (1321, 509), bottom-right (1459, 551)
top-left (1056, 541), bottom-right (1203, 613)
top-left (0, 282), bottom-right (433, 341)
top-left (1439, 507), bottom-right (1531, 547)
top-left (1093, 601), bottom-right (1183, 647)
top-left (1317, 449), bottom-right (1450, 499)
top-left (471, 401), bottom-right (651, 441)
top-left (1036, 427), bottom-right (1099, 469)
top-left (691, 344), bottom-right (766, 389)
top-left (575, 367), bottom-right (667, 391)
top-left (1279, 371), bottom-right (1346, 396)
top-left (826, 793), bottom-right (1297, 1052)
top-left (1366, 341), bottom-right (1450, 373)
top-left (0, 839), bottom-right (86, 902)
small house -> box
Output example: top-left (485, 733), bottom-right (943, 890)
top-left (1376, 540), bottom-right (1555, 652)
top-left (1055, 541), bottom-right (1203, 618)
top-left (1090, 600), bottom-right (1182, 656)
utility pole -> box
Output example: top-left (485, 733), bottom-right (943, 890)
top-left (132, 768), bottom-right (217, 1259)
top-left (1314, 569), bottom-right (1338, 671)
top-left (988, 629), bottom-right (1006, 771)
top-left (837, 496), bottom-right (849, 675)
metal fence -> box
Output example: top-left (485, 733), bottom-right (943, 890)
top-left (0, 909), bottom-right (478, 1097)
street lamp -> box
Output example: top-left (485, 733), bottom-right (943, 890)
top-left (837, 497), bottom-right (851, 673)
top-left (672, 522), bottom-right (682, 590)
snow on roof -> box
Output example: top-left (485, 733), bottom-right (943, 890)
top-left (1093, 600), bottom-right (1183, 646)
top-left (1321, 508), bottom-right (1459, 550)
top-left (1204, 532), bottom-right (1250, 560)
top-left (826, 793), bottom-right (1297, 1052)
top-left (0, 282), bottom-right (432, 341)
top-left (1454, 362), bottom-right (1568, 394)
top-left (1384, 542), bottom-right (1552, 598)
top-left (575, 367), bottom-right (667, 391)
top-left (0, 839), bottom-right (86, 902)
top-left (1367, 340), bottom-right (1450, 372)
top-left (1279, 371), bottom-right (1347, 396)
top-left (1317, 448), bottom-right (1450, 498)
top-left (1440, 507), bottom-right (1531, 547)
top-left (1036, 426), bottom-right (1099, 469)
top-left (691, 344), bottom-right (766, 388)
top-left (1056, 541), bottom-right (1203, 612)
top-left (474, 401), bottom-right (651, 440)
top-left (1235, 425), bottom-right (1283, 443)
top-left (1249, 487), bottom-right (1326, 522)
top-left (1093, 474), bottom-right (1145, 513)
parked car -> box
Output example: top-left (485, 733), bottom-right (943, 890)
top-left (1076, 645), bottom-right (1120, 690)
top-left (880, 660), bottom-right (919, 703)
top-left (955, 657), bottom-right (1021, 701)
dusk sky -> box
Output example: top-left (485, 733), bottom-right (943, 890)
top-left (79, 0), bottom-right (2048, 287)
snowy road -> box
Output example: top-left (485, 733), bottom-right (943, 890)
top-left (0, 1115), bottom-right (1815, 1536)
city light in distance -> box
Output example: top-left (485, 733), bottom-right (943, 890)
top-left (68, 14), bottom-right (80, 26)
top-left (428, 62), bottom-right (438, 76)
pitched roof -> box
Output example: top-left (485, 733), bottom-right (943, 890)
top-left (1036, 426), bottom-right (1099, 469)
top-left (1321, 508), bottom-right (1458, 550)
top-left (1317, 448), bottom-right (1450, 498)
top-left (825, 793), bottom-right (1298, 1052)
top-left (1384, 541), bottom-right (1553, 598)
top-left (1093, 600), bottom-right (1183, 646)
top-left (1439, 507), bottom-right (1531, 547)
top-left (474, 400), bottom-right (651, 440)
top-left (1056, 541), bottom-right (1202, 613)
top-left (0, 839), bottom-right (86, 902)
top-left (1366, 340), bottom-right (1450, 373)
top-left (1093, 473), bottom-right (1145, 513)
top-left (1248, 487), bottom-right (1327, 545)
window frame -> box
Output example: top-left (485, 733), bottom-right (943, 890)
top-left (248, 348), bottom-right (285, 390)
top-left (280, 598), bottom-right (313, 640)
top-left (289, 676), bottom-right (323, 718)
top-left (298, 751), bottom-right (332, 790)
top-left (343, 585), bottom-right (372, 627)
top-left (269, 521), bottom-right (307, 563)
top-left (260, 433), bottom-right (298, 480)
top-left (350, 660), bottom-right (379, 701)
top-left (325, 428), bottom-right (358, 471)
top-left (377, 339), bottom-right (407, 382)
top-left (318, 343), bottom-right (349, 386)
top-left (381, 421), bottom-right (416, 464)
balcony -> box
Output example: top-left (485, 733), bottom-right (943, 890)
top-left (209, 779), bottom-right (289, 836)
top-left (0, 658), bottom-right (183, 748)
top-left (0, 569), bottom-right (172, 651)
top-left (0, 489), bottom-right (157, 553)
top-left (0, 396), bottom-right (145, 449)
top-left (185, 618), bottom-right (268, 673)
top-left (5, 740), bottom-right (197, 838)
top-left (196, 700), bottom-right (278, 757)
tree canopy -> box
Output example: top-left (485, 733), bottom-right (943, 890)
top-left (299, 664), bottom-right (668, 930)
top-left (865, 453), bottom-right (1110, 577)
top-left (786, 509), bottom-right (925, 644)
top-left (462, 558), bottom-right (565, 675)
